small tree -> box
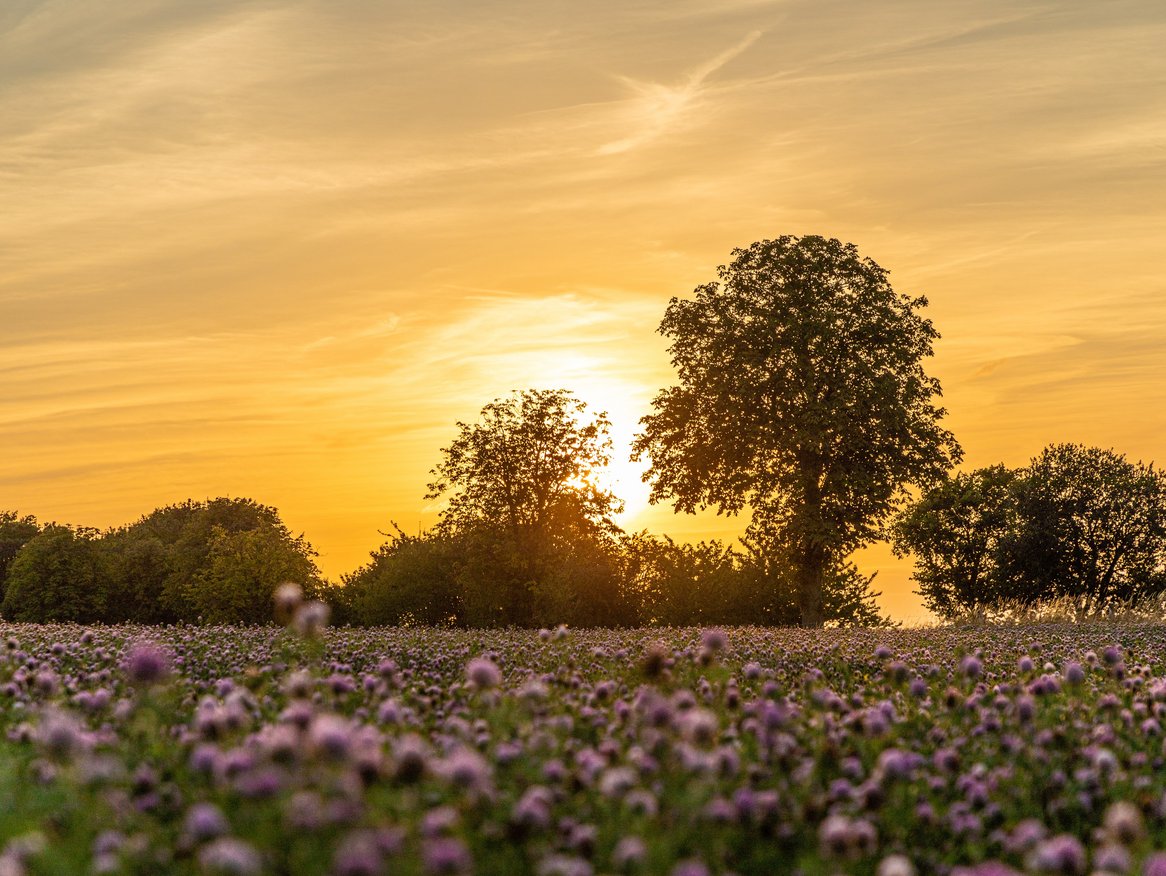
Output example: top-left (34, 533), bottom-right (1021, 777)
top-left (634, 235), bottom-right (960, 625)
top-left (426, 388), bottom-right (622, 625)
top-left (1003, 444), bottom-right (1166, 609)
top-left (891, 465), bottom-right (1018, 616)
top-left (2, 525), bottom-right (107, 622)
top-left (895, 446), bottom-right (1166, 617)
top-left (0, 511), bottom-right (40, 603)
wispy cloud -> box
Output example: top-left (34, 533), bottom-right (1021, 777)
top-left (599, 30), bottom-right (762, 155)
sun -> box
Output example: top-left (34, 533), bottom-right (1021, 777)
top-left (580, 390), bottom-right (656, 524)
top-left (598, 452), bottom-right (654, 524)
top-left (523, 358), bottom-right (659, 525)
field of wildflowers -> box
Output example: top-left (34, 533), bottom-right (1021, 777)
top-left (4, 617), bottom-right (1166, 875)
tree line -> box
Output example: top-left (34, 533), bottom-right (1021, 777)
top-left (892, 444), bottom-right (1166, 617)
top-left (4, 234), bottom-right (1162, 626)
top-left (0, 500), bottom-right (325, 625)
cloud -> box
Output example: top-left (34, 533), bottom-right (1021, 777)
top-left (598, 30), bottom-right (762, 155)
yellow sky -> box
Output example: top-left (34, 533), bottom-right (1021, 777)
top-left (2, 1), bottom-right (1164, 622)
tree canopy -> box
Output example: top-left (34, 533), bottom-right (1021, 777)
top-left (0, 511), bottom-right (40, 602)
top-left (1, 498), bottom-right (324, 625)
top-left (894, 444), bottom-right (1166, 617)
top-left (424, 388), bottom-right (624, 626)
top-left (2, 524), bottom-right (106, 623)
top-left (634, 235), bottom-right (961, 625)
top-left (428, 388), bottom-right (621, 539)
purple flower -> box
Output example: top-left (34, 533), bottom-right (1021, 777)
top-left (198, 838), bottom-right (263, 875)
top-left (1093, 844), bottom-right (1130, 874)
top-left (1103, 800), bottom-right (1145, 844)
top-left (273, 582), bottom-right (303, 618)
top-left (439, 747), bottom-right (493, 795)
top-left (183, 803), bottom-right (229, 842)
top-left (1029, 834), bottom-right (1086, 874)
top-left (701, 629), bottom-right (727, 652)
top-left (122, 642), bottom-right (172, 685)
top-left (611, 836), bottom-right (646, 871)
top-left (465, 657), bottom-right (502, 689)
top-left (333, 830), bottom-right (389, 876)
top-left (423, 838), bottom-right (472, 875)
top-left (292, 601), bottom-right (330, 637)
top-left (877, 855), bottom-right (916, 876)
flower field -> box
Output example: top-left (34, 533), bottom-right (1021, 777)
top-left (4, 622), bottom-right (1166, 875)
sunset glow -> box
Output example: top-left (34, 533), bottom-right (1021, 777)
top-left (3, 1), bottom-right (1164, 621)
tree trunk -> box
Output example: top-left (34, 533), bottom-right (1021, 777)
top-left (796, 540), bottom-right (827, 627)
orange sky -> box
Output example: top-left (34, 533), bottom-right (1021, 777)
top-left (2, 1), bottom-right (1164, 622)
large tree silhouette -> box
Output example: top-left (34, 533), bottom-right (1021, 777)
top-left (634, 235), bottom-right (961, 626)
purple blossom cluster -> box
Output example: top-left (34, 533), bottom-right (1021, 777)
top-left (6, 621), bottom-right (1166, 873)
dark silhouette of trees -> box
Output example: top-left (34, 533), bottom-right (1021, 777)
top-left (1003, 445), bottom-right (1166, 610)
top-left (890, 465), bottom-right (1019, 616)
top-left (894, 445), bottom-right (1166, 617)
top-left (342, 524), bottom-right (461, 626)
top-left (341, 523), bottom-right (890, 629)
top-left (428, 389), bottom-right (621, 537)
top-left (634, 235), bottom-right (961, 626)
top-left (425, 388), bottom-right (624, 626)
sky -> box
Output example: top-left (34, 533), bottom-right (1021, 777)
top-left (2, 0), bottom-right (1164, 622)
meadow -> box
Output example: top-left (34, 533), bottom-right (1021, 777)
top-left (3, 620), bottom-right (1166, 875)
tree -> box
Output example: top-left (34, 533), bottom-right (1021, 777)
top-left (101, 497), bottom-right (325, 623)
top-left (1002, 444), bottom-right (1166, 609)
top-left (2, 525), bottom-right (107, 622)
top-left (426, 389), bottom-right (622, 625)
top-left (890, 465), bottom-right (1019, 616)
top-left (621, 532), bottom-right (747, 625)
top-left (893, 446), bottom-right (1166, 617)
top-left (186, 524), bottom-right (322, 624)
top-left (0, 511), bottom-right (40, 603)
top-left (633, 235), bottom-right (961, 626)
top-left (343, 524), bottom-right (461, 626)
top-left (738, 521), bottom-right (892, 627)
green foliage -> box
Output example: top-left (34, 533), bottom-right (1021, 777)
top-left (894, 444), bottom-right (1166, 617)
top-left (186, 524), bottom-right (321, 624)
top-left (1, 525), bottom-right (107, 622)
top-left (2, 499), bottom-right (324, 625)
top-left (890, 464), bottom-right (1019, 616)
top-left (622, 532), bottom-right (749, 626)
top-left (0, 511), bottom-right (40, 602)
top-left (634, 235), bottom-right (960, 625)
top-left (106, 498), bottom-right (319, 621)
top-left (342, 524), bottom-right (461, 626)
top-left (1003, 444), bottom-right (1166, 609)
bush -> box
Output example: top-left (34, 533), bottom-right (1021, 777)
top-left (1, 525), bottom-right (107, 622)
